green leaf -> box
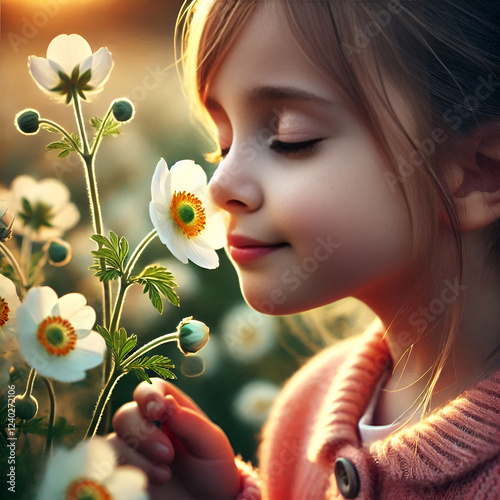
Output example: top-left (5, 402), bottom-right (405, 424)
top-left (127, 354), bottom-right (175, 383)
top-left (90, 231), bottom-right (130, 282)
top-left (131, 265), bottom-right (179, 314)
top-left (45, 133), bottom-right (81, 157)
top-left (96, 324), bottom-right (114, 349)
top-left (90, 116), bottom-right (122, 139)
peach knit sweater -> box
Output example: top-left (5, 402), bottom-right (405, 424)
top-left (237, 325), bottom-right (500, 499)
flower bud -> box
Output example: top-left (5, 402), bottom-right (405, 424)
top-left (112, 99), bottom-right (135, 123)
top-left (15, 109), bottom-right (40, 135)
top-left (44, 238), bottom-right (72, 267)
top-left (14, 392), bottom-right (39, 421)
top-left (0, 201), bottom-right (14, 242)
top-left (177, 318), bottom-right (209, 355)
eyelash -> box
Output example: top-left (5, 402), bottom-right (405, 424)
top-left (218, 138), bottom-right (322, 161)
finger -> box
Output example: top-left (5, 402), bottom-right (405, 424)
top-left (133, 378), bottom-right (206, 420)
top-left (160, 395), bottom-right (233, 461)
top-left (112, 402), bottom-right (174, 465)
top-left (106, 433), bottom-right (171, 485)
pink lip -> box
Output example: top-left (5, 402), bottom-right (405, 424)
top-left (227, 234), bottom-right (287, 264)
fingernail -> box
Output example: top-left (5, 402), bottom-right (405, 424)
top-left (152, 441), bottom-right (170, 461)
top-left (163, 395), bottom-right (179, 418)
top-left (146, 400), bottom-right (164, 420)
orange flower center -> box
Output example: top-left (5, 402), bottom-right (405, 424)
top-left (65, 478), bottom-right (111, 500)
top-left (170, 191), bottom-right (206, 238)
top-left (0, 297), bottom-right (10, 327)
top-left (37, 316), bottom-right (77, 356)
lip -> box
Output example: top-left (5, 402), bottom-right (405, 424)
top-left (227, 234), bottom-right (287, 264)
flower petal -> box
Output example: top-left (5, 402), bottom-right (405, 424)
top-left (28, 56), bottom-right (61, 91)
top-left (46, 34), bottom-right (92, 75)
top-left (170, 160), bottom-right (207, 192)
top-left (20, 287), bottom-right (58, 324)
top-left (87, 47), bottom-right (113, 88)
top-left (81, 437), bottom-right (116, 480)
top-left (184, 239), bottom-right (220, 269)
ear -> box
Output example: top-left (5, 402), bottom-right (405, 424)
top-left (440, 125), bottom-right (500, 232)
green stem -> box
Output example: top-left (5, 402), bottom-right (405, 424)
top-left (39, 119), bottom-right (83, 155)
top-left (108, 279), bottom-right (129, 335)
top-left (124, 229), bottom-right (158, 278)
top-left (123, 332), bottom-right (179, 369)
top-left (85, 368), bottom-right (124, 438)
top-left (23, 368), bottom-right (37, 397)
top-left (90, 104), bottom-right (114, 157)
top-left (0, 241), bottom-right (28, 294)
top-left (72, 87), bottom-right (90, 156)
top-left (41, 377), bottom-right (56, 459)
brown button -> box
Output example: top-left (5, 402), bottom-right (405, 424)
top-left (334, 457), bottom-right (360, 499)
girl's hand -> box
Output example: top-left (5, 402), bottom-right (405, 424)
top-left (108, 378), bottom-right (240, 500)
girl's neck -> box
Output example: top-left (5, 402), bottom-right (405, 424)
top-left (363, 231), bottom-right (500, 425)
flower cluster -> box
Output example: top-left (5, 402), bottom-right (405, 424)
top-left (2, 33), bottom-right (225, 499)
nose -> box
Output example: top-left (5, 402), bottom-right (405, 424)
top-left (209, 152), bottom-right (263, 213)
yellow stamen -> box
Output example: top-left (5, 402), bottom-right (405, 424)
top-left (37, 316), bottom-right (77, 356)
top-left (65, 478), bottom-right (111, 500)
top-left (0, 297), bottom-right (10, 327)
top-left (170, 191), bottom-right (206, 238)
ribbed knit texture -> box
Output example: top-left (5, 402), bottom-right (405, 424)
top-left (247, 324), bottom-right (500, 499)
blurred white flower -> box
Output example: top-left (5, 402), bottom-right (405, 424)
top-left (0, 275), bottom-right (21, 386)
top-left (149, 158), bottom-right (226, 269)
top-left (28, 33), bottom-right (113, 104)
top-left (37, 437), bottom-right (148, 500)
top-left (233, 380), bottom-right (280, 427)
top-left (221, 302), bottom-right (277, 363)
top-left (0, 274), bottom-right (21, 341)
top-left (16, 287), bottom-right (105, 382)
top-left (0, 175), bottom-right (80, 242)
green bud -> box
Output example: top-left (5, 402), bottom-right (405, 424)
top-left (177, 318), bottom-right (210, 355)
top-left (45, 238), bottom-right (72, 267)
top-left (0, 201), bottom-right (14, 242)
top-left (112, 99), bottom-right (135, 123)
top-left (14, 393), bottom-right (39, 421)
top-left (15, 109), bottom-right (40, 135)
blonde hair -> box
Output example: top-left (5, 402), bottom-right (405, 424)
top-left (176, 0), bottom-right (500, 415)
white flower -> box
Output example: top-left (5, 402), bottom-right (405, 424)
top-left (28, 33), bottom-right (113, 104)
top-left (16, 287), bottom-right (105, 382)
top-left (221, 302), bottom-right (277, 363)
top-left (37, 437), bottom-right (149, 500)
top-left (0, 274), bottom-right (21, 342)
top-left (233, 380), bottom-right (280, 427)
top-left (0, 175), bottom-right (80, 242)
top-left (149, 158), bottom-right (226, 269)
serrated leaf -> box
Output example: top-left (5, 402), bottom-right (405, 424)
top-left (129, 367), bottom-right (152, 384)
top-left (131, 265), bottom-right (179, 314)
top-left (45, 133), bottom-right (81, 157)
top-left (126, 355), bottom-right (175, 381)
top-left (96, 325), bottom-right (113, 349)
top-left (90, 231), bottom-right (130, 282)
top-left (90, 116), bottom-right (122, 138)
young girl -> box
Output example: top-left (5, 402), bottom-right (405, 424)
top-left (108, 1), bottom-right (500, 498)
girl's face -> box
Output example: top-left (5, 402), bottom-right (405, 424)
top-left (206, 4), bottom-right (415, 317)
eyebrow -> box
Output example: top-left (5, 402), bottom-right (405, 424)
top-left (205, 85), bottom-right (335, 111)
top-left (247, 85), bottom-right (335, 105)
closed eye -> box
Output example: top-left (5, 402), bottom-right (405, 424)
top-left (270, 138), bottom-right (323, 156)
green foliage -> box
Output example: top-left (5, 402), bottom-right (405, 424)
top-left (45, 132), bottom-right (82, 158)
top-left (96, 325), bottom-right (137, 364)
top-left (131, 265), bottom-right (179, 314)
top-left (90, 231), bottom-right (129, 282)
top-left (127, 355), bottom-right (175, 384)
top-left (90, 116), bottom-right (122, 138)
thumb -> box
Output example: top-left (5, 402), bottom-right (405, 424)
top-left (161, 395), bottom-right (233, 461)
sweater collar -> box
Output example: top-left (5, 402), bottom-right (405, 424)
top-left (308, 327), bottom-right (500, 486)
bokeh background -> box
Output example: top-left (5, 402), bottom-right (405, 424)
top-left (1, 1), bottom-right (375, 497)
